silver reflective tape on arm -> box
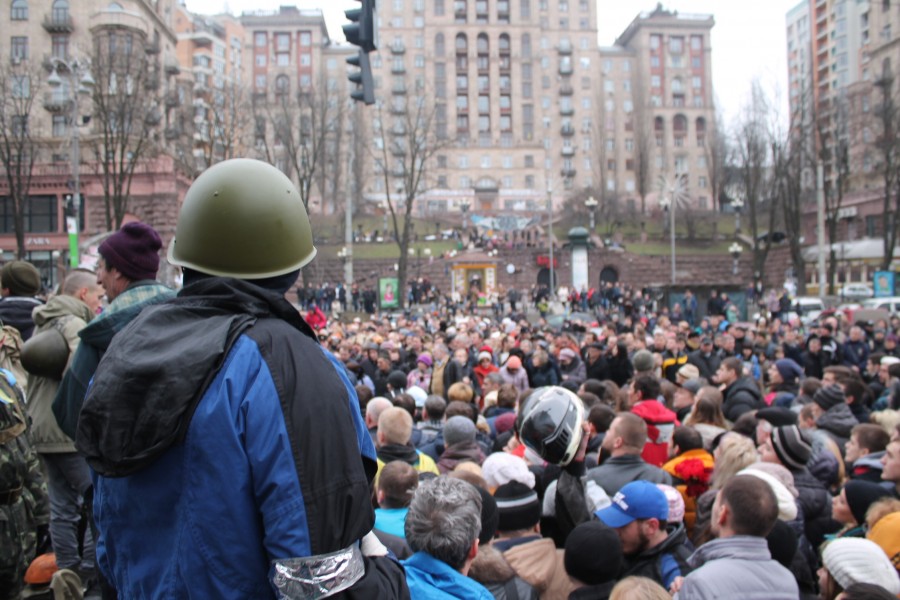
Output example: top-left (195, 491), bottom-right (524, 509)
top-left (272, 543), bottom-right (365, 599)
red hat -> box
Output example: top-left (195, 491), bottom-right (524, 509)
top-left (506, 356), bottom-right (522, 370)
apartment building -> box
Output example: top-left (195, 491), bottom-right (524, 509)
top-left (365, 1), bottom-right (714, 220)
top-left (367, 0), bottom-right (601, 218)
top-left (604, 6), bottom-right (716, 211)
top-left (0, 0), bottom-right (188, 285)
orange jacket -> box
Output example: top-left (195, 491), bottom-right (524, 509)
top-left (662, 448), bottom-right (715, 536)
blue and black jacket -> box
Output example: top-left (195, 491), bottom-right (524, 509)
top-left (76, 278), bottom-right (408, 598)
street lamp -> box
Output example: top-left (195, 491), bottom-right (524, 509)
top-left (584, 195), bottom-right (598, 231)
top-left (729, 242), bottom-right (742, 276)
top-left (47, 57), bottom-right (94, 268)
top-left (380, 201), bottom-right (389, 239)
top-left (731, 197), bottom-right (744, 233)
top-left (659, 195), bottom-right (676, 285)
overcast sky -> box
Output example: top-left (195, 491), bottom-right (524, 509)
top-left (186, 0), bottom-right (800, 127)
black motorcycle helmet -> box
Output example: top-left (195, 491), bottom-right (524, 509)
top-left (516, 386), bottom-right (585, 466)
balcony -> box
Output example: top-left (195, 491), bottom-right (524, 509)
top-left (390, 43), bottom-right (406, 54)
top-left (164, 128), bottom-right (180, 140)
top-left (391, 63), bottom-right (406, 74)
top-left (560, 124), bottom-right (575, 136)
top-left (559, 105), bottom-right (574, 115)
top-left (392, 83), bottom-right (407, 94)
top-left (89, 7), bottom-right (147, 35)
top-left (145, 40), bottom-right (160, 55)
top-left (559, 83), bottom-right (574, 95)
top-left (557, 41), bottom-right (573, 54)
top-left (164, 92), bottom-right (179, 108)
top-left (561, 146), bottom-right (575, 156)
top-left (560, 167), bottom-right (576, 178)
top-left (559, 60), bottom-right (573, 75)
top-left (43, 13), bottom-right (74, 33)
top-left (144, 76), bottom-right (159, 91)
top-left (43, 90), bottom-right (71, 112)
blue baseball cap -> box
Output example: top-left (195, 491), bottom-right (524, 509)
top-left (594, 481), bottom-right (669, 528)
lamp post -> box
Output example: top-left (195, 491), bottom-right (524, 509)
top-left (731, 197), bottom-right (744, 234)
top-left (584, 195), bottom-right (598, 231)
top-left (380, 201), bottom-right (389, 239)
top-left (47, 58), bottom-right (94, 268)
top-left (547, 184), bottom-right (555, 297)
top-left (729, 242), bottom-right (742, 276)
top-left (659, 195), bottom-right (676, 285)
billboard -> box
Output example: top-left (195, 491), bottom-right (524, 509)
top-left (874, 271), bottom-right (895, 297)
top-left (379, 277), bottom-right (399, 309)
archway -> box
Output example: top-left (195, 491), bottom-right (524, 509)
top-left (599, 266), bottom-right (619, 285)
top-left (537, 267), bottom-right (557, 289)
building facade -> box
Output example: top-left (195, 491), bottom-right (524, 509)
top-left (0, 0), bottom-right (190, 286)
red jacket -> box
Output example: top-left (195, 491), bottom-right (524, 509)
top-left (632, 400), bottom-right (679, 467)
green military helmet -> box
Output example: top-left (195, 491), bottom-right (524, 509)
top-left (168, 158), bottom-right (317, 279)
top-left (21, 327), bottom-right (70, 381)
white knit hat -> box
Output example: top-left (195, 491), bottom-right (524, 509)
top-left (736, 467), bottom-right (799, 521)
top-left (482, 451), bottom-right (535, 490)
top-left (822, 538), bottom-right (900, 595)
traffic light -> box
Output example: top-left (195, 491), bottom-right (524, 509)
top-left (344, 0), bottom-right (377, 105)
top-left (347, 51), bottom-right (375, 105)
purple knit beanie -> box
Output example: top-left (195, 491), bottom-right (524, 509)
top-left (98, 222), bottom-right (162, 281)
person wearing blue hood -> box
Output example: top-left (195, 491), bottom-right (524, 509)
top-left (767, 358), bottom-right (803, 408)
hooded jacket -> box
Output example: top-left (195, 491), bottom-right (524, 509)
top-left (74, 278), bottom-right (407, 599)
top-left (437, 440), bottom-right (485, 474)
top-left (25, 295), bottom-right (93, 453)
top-left (791, 467), bottom-right (835, 546)
top-left (814, 402), bottom-right (858, 449)
top-left (674, 536), bottom-right (798, 600)
top-left (632, 400), bottom-right (679, 467)
top-left (721, 377), bottom-right (763, 422)
top-left (469, 545), bottom-right (539, 600)
top-left (52, 280), bottom-right (175, 440)
top-left (503, 537), bottom-right (580, 600)
top-left (621, 523), bottom-right (694, 589)
top-left (850, 451), bottom-right (885, 482)
top-left (403, 552), bottom-right (493, 600)
top-left (0, 296), bottom-right (43, 340)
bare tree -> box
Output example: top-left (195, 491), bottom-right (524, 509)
top-left (704, 111), bottom-right (729, 214)
top-left (632, 80), bottom-right (654, 215)
top-left (90, 31), bottom-right (162, 230)
top-left (818, 92), bottom-right (854, 294)
top-left (733, 80), bottom-right (778, 282)
top-left (195, 81), bottom-right (252, 173)
top-left (373, 89), bottom-right (449, 309)
top-left (0, 62), bottom-right (42, 257)
top-left (253, 75), bottom-right (342, 211)
top-left (871, 66), bottom-right (900, 271)
top-left (773, 113), bottom-right (808, 295)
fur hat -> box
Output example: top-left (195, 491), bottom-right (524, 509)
top-left (770, 425), bottom-right (812, 471)
top-left (657, 484), bottom-right (685, 523)
top-left (677, 364), bottom-right (700, 381)
top-left (737, 466), bottom-right (798, 521)
top-left (0, 260), bottom-right (41, 296)
top-left (98, 222), bottom-right (162, 281)
top-left (494, 481), bottom-right (541, 532)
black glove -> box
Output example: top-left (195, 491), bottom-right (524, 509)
top-left (36, 523), bottom-right (52, 557)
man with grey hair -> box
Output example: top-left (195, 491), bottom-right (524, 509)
top-left (402, 477), bottom-right (493, 599)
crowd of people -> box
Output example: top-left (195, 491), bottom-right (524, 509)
top-left (318, 286), bottom-right (900, 598)
top-left (2, 156), bottom-right (900, 600)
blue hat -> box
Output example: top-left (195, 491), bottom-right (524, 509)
top-left (594, 481), bottom-right (669, 528)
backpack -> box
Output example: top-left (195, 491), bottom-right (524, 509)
top-left (0, 325), bottom-right (28, 397)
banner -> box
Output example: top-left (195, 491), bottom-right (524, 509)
top-left (379, 277), bottom-right (399, 309)
top-left (874, 271), bottom-right (895, 297)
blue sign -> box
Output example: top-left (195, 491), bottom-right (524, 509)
top-left (874, 271), bottom-right (895, 297)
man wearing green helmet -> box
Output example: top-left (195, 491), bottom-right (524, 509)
top-left (75, 159), bottom-right (409, 598)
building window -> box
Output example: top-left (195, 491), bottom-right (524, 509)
top-left (651, 75), bottom-right (660, 88)
top-left (51, 34), bottom-right (69, 59)
top-left (255, 53), bottom-right (267, 66)
top-left (435, 0), bottom-right (444, 14)
top-left (11, 0), bottom-right (27, 20)
top-left (51, 0), bottom-right (68, 22)
top-left (255, 32), bottom-right (266, 47)
top-left (11, 36), bottom-right (28, 61)
top-left (299, 32), bottom-right (311, 46)
top-left (0, 195), bottom-right (57, 233)
top-left (52, 114), bottom-right (66, 137)
top-left (275, 75), bottom-right (289, 95)
top-left (669, 36), bottom-right (683, 53)
top-left (520, 0), bottom-right (530, 19)
top-left (650, 34), bottom-right (660, 49)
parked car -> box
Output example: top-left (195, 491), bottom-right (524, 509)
top-left (840, 283), bottom-right (874, 300)
top-left (861, 297), bottom-right (900, 314)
